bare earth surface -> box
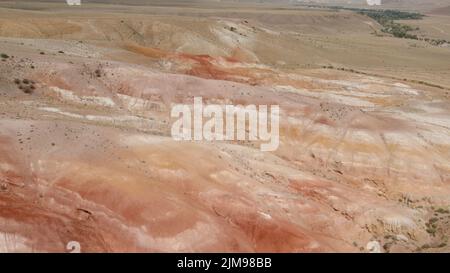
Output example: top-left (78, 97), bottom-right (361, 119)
top-left (0, 2), bottom-right (449, 252)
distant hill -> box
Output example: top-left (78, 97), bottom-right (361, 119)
top-left (0, 0), bottom-right (449, 13)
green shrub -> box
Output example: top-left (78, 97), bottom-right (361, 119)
top-left (436, 208), bottom-right (449, 214)
top-left (426, 228), bottom-right (436, 236)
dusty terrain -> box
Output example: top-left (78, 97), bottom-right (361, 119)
top-left (0, 1), bottom-right (449, 253)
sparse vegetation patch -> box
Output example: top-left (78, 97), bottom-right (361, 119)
top-left (13, 78), bottom-right (36, 94)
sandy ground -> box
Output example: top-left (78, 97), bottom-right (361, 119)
top-left (0, 2), bottom-right (450, 253)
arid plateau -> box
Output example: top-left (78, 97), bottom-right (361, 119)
top-left (0, 1), bottom-right (450, 253)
